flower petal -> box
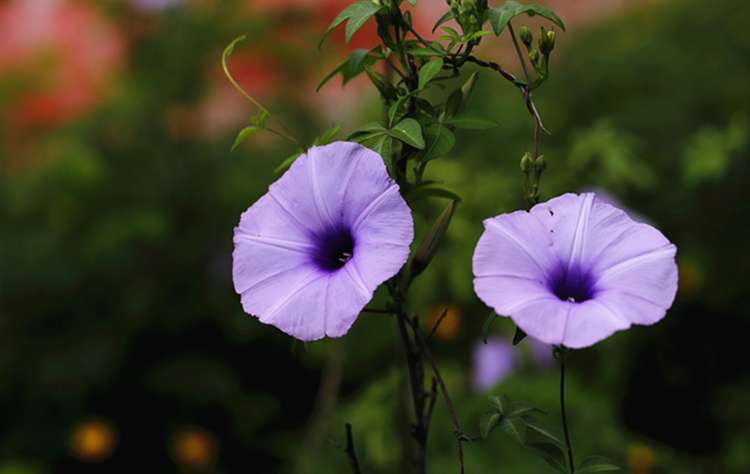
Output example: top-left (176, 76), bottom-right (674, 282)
top-left (233, 194), bottom-right (317, 295)
top-left (560, 299), bottom-right (631, 348)
top-left (288, 142), bottom-right (400, 231)
top-left (244, 268), bottom-right (370, 341)
top-left (349, 194), bottom-right (414, 290)
top-left (473, 210), bottom-right (558, 315)
top-left (530, 192), bottom-right (596, 270)
top-left (508, 297), bottom-right (571, 346)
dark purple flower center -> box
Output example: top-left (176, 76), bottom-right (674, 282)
top-left (548, 263), bottom-right (597, 303)
top-left (314, 227), bottom-right (355, 272)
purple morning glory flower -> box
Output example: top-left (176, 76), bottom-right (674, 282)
top-left (232, 142), bottom-right (413, 341)
top-left (472, 338), bottom-right (516, 391)
top-left (472, 193), bottom-right (678, 349)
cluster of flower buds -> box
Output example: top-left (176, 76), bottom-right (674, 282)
top-left (450, 0), bottom-right (488, 42)
top-left (517, 24), bottom-right (557, 81)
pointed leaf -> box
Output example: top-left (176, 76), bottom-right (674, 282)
top-left (321, 1), bottom-right (384, 46)
top-left (480, 413), bottom-right (502, 439)
top-left (481, 312), bottom-right (496, 344)
top-left (418, 57), bottom-right (444, 89)
top-left (525, 421), bottom-right (563, 447)
top-left (231, 126), bottom-right (261, 151)
top-left (317, 49), bottom-right (377, 91)
top-left (487, 1), bottom-right (566, 36)
top-left (489, 395), bottom-right (508, 415)
top-left (422, 124), bottom-right (455, 161)
top-left (512, 326), bottom-right (527, 345)
top-left (406, 186), bottom-right (461, 203)
top-left (500, 416), bottom-right (527, 444)
top-left (389, 118), bottom-right (425, 149)
top-left (432, 11), bottom-right (455, 33)
top-left (348, 122), bottom-right (388, 140)
top-left (312, 124), bottom-right (341, 146)
top-left (526, 442), bottom-right (568, 473)
top-left (365, 65), bottom-right (398, 101)
top-left (407, 47), bottom-right (447, 57)
top-left (445, 114), bottom-right (499, 130)
top-left (411, 199), bottom-right (458, 275)
top-left (578, 456), bottom-right (622, 473)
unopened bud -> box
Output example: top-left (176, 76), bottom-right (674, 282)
top-left (528, 48), bottom-right (540, 66)
top-left (519, 26), bottom-right (533, 48)
top-left (534, 155), bottom-right (546, 172)
top-left (539, 28), bottom-right (555, 55)
top-left (520, 152), bottom-right (533, 173)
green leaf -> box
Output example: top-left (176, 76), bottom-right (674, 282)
top-left (231, 126), bottom-right (261, 151)
top-left (432, 11), bottom-right (455, 33)
top-left (348, 122), bottom-right (388, 140)
top-left (507, 404), bottom-right (546, 419)
top-left (500, 416), bottom-right (527, 444)
top-left (526, 442), bottom-right (568, 473)
top-left (512, 326), bottom-right (527, 345)
top-left (250, 109), bottom-right (270, 127)
top-left (365, 65), bottom-right (398, 101)
top-left (407, 186), bottom-right (461, 203)
top-left (489, 395), bottom-right (509, 414)
top-left (322, 1), bottom-right (384, 46)
top-left (408, 0), bottom-right (417, 5)
top-left (411, 199), bottom-right (458, 275)
top-left (422, 124), bottom-right (455, 161)
top-left (363, 134), bottom-right (394, 164)
top-left (481, 312), bottom-right (496, 344)
top-left (480, 413), bottom-right (502, 439)
top-left (525, 421), bottom-right (563, 447)
top-left (317, 48), bottom-right (377, 91)
top-left (445, 114), bottom-right (499, 130)
top-left (407, 46), bottom-right (447, 57)
top-left (487, 1), bottom-right (566, 36)
top-left (389, 118), bottom-right (425, 149)
top-left (418, 58), bottom-right (444, 90)
top-left (312, 124), bottom-right (341, 146)
top-left (578, 456), bottom-right (622, 473)
top-left (273, 148), bottom-right (304, 177)
top-left (459, 72), bottom-right (479, 109)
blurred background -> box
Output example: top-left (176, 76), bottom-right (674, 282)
top-left (1, 0), bottom-right (748, 473)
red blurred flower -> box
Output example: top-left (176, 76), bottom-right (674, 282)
top-left (0, 0), bottom-right (124, 131)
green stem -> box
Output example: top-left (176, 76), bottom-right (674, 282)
top-left (559, 353), bottom-right (575, 474)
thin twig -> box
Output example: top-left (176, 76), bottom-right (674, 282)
top-left (407, 317), bottom-right (466, 474)
top-left (424, 377), bottom-right (439, 434)
top-left (426, 307), bottom-right (449, 343)
top-left (559, 353), bottom-right (575, 474)
top-left (508, 23), bottom-right (531, 84)
top-left (345, 423), bottom-right (363, 474)
top-left (463, 56), bottom-right (550, 134)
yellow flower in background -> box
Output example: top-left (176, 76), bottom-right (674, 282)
top-left (426, 304), bottom-right (462, 341)
top-left (172, 428), bottom-right (217, 468)
top-left (70, 419), bottom-right (117, 462)
top-left (627, 442), bottom-right (655, 473)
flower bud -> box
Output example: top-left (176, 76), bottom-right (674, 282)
top-left (528, 48), bottom-right (540, 66)
top-left (534, 155), bottom-right (546, 172)
top-left (519, 26), bottom-right (533, 48)
top-left (520, 152), bottom-right (533, 173)
top-left (539, 28), bottom-right (555, 55)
